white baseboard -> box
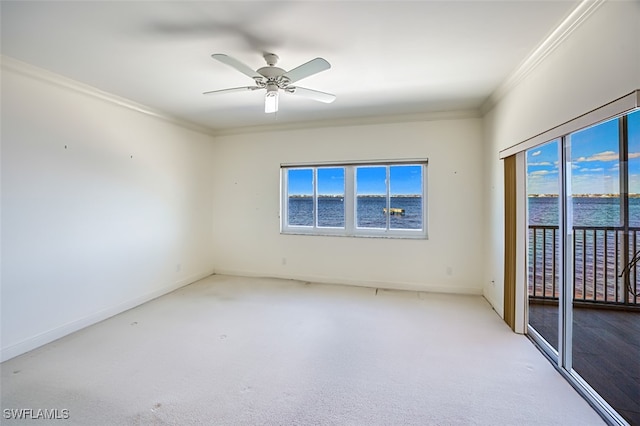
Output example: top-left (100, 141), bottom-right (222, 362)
top-left (0, 270), bottom-right (213, 362)
top-left (212, 268), bottom-right (483, 296)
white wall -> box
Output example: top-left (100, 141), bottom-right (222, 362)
top-left (482, 1), bottom-right (640, 314)
top-left (211, 117), bottom-right (484, 294)
top-left (1, 63), bottom-right (216, 361)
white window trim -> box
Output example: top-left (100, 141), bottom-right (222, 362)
top-left (280, 160), bottom-right (428, 239)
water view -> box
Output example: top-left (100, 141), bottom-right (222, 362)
top-left (529, 196), bottom-right (640, 227)
top-left (288, 196), bottom-right (423, 229)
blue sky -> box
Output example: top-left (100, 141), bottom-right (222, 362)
top-left (287, 167), bottom-right (345, 196)
top-left (287, 168), bottom-right (314, 195)
top-left (389, 165), bottom-right (423, 195)
top-left (318, 167), bottom-right (344, 195)
top-left (527, 110), bottom-right (640, 194)
top-left (287, 165), bottom-right (422, 196)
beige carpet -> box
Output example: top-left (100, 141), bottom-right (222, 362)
top-left (1, 275), bottom-right (604, 425)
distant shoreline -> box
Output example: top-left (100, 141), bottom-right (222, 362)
top-left (529, 194), bottom-right (640, 198)
top-left (289, 195), bottom-right (422, 198)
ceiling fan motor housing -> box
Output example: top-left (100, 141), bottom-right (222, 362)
top-left (254, 53), bottom-right (291, 88)
top-left (257, 66), bottom-right (286, 80)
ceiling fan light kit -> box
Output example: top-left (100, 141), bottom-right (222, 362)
top-left (265, 83), bottom-right (279, 113)
top-left (204, 53), bottom-right (335, 114)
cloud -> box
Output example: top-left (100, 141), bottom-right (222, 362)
top-left (575, 151), bottom-right (617, 162)
top-left (531, 150), bottom-right (542, 157)
top-left (579, 167), bottom-right (604, 172)
top-left (530, 170), bottom-right (557, 176)
top-left (528, 161), bottom-right (553, 166)
top-left (575, 151), bottom-right (640, 162)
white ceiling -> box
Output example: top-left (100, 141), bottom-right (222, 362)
top-left (1, 1), bottom-right (580, 133)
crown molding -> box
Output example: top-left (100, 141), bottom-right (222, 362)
top-left (1, 55), bottom-right (218, 137)
top-left (480, 0), bottom-right (605, 115)
top-left (2, 55), bottom-right (478, 138)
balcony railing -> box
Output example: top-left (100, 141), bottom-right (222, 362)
top-left (529, 225), bottom-right (640, 306)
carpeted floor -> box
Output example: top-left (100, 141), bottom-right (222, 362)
top-left (1, 275), bottom-right (604, 425)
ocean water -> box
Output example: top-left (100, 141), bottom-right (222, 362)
top-left (357, 197), bottom-right (422, 229)
top-left (288, 196), bottom-right (423, 230)
top-left (528, 197), bottom-right (640, 301)
top-left (529, 197), bottom-right (640, 227)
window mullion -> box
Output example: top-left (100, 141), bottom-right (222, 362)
top-left (345, 166), bottom-right (355, 235)
top-left (386, 166), bottom-right (391, 231)
top-left (313, 167), bottom-right (318, 229)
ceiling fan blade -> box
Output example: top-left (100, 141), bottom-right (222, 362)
top-left (283, 58), bottom-right (331, 83)
top-left (211, 54), bottom-right (262, 80)
top-left (287, 86), bottom-right (336, 103)
top-left (203, 86), bottom-right (261, 95)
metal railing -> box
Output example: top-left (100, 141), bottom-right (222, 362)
top-left (529, 225), bottom-right (640, 306)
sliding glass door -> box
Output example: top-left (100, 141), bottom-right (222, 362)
top-left (568, 114), bottom-right (639, 424)
top-left (527, 139), bottom-right (560, 354)
top-left (526, 110), bottom-right (639, 425)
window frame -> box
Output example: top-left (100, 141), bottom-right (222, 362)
top-left (280, 159), bottom-right (428, 239)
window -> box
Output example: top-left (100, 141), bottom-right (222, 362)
top-left (286, 167), bottom-right (345, 228)
top-left (281, 160), bottom-right (427, 238)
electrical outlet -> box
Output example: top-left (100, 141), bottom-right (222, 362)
top-left (282, 257), bottom-right (287, 266)
top-left (176, 263), bottom-right (182, 273)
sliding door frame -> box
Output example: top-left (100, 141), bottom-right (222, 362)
top-left (500, 90), bottom-right (639, 426)
top-left (560, 135), bottom-right (572, 372)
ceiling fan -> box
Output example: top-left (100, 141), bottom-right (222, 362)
top-left (204, 53), bottom-right (336, 113)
